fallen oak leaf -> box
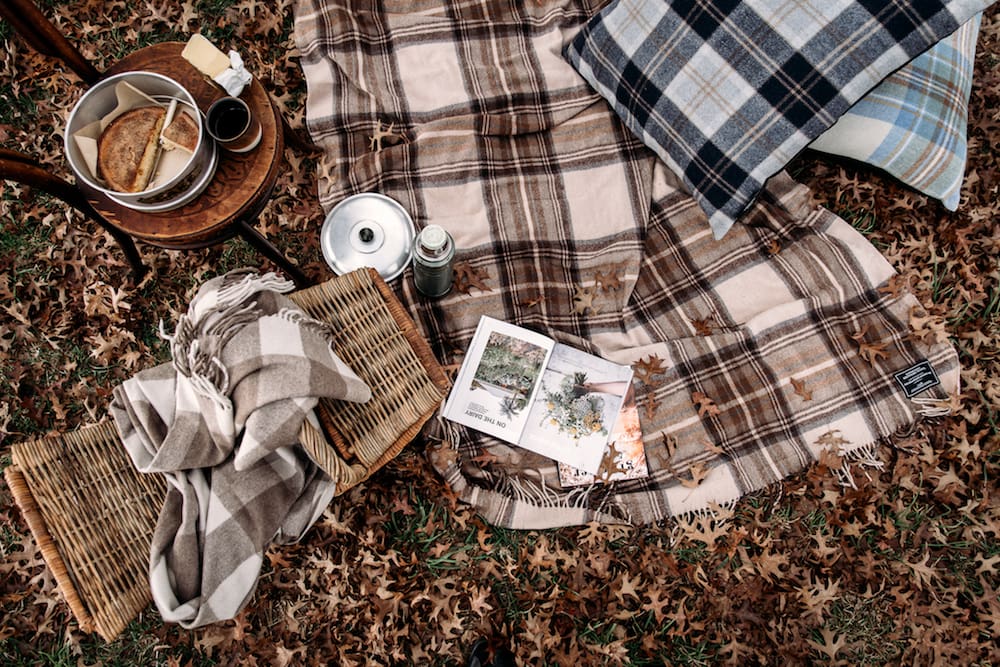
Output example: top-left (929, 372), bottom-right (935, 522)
top-left (808, 627), bottom-right (848, 660)
top-left (702, 439), bottom-right (726, 456)
top-left (390, 494), bottom-right (416, 516)
top-left (643, 393), bottom-right (661, 419)
top-left (519, 293), bottom-right (545, 308)
top-left (691, 391), bottom-right (721, 418)
top-left (878, 273), bottom-right (914, 298)
top-left (690, 316), bottom-right (714, 336)
top-left (680, 461), bottom-right (710, 488)
top-left (856, 339), bottom-right (889, 365)
top-left (438, 482), bottom-right (461, 509)
top-left (661, 433), bottom-right (678, 459)
top-left (572, 285), bottom-right (598, 315)
top-left (903, 552), bottom-right (939, 590)
top-left (453, 262), bottom-right (491, 294)
top-left (633, 354), bottom-right (667, 384)
top-left (790, 376), bottom-right (812, 401)
top-left (849, 325), bottom-right (890, 365)
top-left (816, 445), bottom-right (846, 471)
top-left (613, 572), bottom-right (642, 603)
top-left (908, 305), bottom-right (949, 344)
top-left (595, 440), bottom-right (625, 481)
top-left (594, 269), bottom-right (622, 292)
top-left (640, 589), bottom-right (672, 624)
top-left (368, 120), bottom-right (403, 152)
top-left (814, 429), bottom-right (851, 451)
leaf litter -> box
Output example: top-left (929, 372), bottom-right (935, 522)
top-left (1, 2), bottom-right (998, 665)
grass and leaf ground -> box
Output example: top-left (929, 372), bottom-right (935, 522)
top-left (2, 1), bottom-right (998, 665)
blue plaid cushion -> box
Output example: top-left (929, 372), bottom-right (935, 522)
top-left (565, 0), bottom-right (994, 238)
top-left (810, 14), bottom-right (982, 210)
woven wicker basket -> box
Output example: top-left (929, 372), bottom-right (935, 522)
top-left (3, 268), bottom-right (449, 641)
top-left (289, 268), bottom-right (449, 492)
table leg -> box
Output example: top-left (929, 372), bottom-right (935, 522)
top-left (103, 224), bottom-right (148, 282)
top-left (234, 219), bottom-right (311, 287)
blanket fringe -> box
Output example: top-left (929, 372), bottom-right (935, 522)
top-left (275, 307), bottom-right (337, 342)
top-left (592, 489), bottom-right (634, 525)
top-left (216, 271), bottom-right (295, 307)
top-left (492, 469), bottom-right (594, 512)
top-left (835, 441), bottom-right (884, 490)
top-left (912, 395), bottom-right (957, 418)
top-left (165, 271), bottom-right (297, 407)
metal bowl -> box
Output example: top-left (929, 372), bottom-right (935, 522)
top-left (64, 71), bottom-right (213, 210)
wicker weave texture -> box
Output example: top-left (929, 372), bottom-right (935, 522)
top-left (7, 420), bottom-right (166, 641)
top-left (290, 268), bottom-right (449, 490)
top-left (4, 269), bottom-right (449, 640)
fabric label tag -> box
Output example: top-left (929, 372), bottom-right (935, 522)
top-left (894, 360), bottom-right (941, 398)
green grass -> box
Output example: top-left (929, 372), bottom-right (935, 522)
top-left (1, 197), bottom-right (54, 260)
top-left (833, 197), bottom-right (880, 238)
top-left (822, 591), bottom-right (904, 665)
top-left (384, 485), bottom-right (488, 576)
top-left (195, 0), bottom-right (243, 18)
top-left (0, 84), bottom-right (39, 126)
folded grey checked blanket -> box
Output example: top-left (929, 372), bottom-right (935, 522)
top-left (295, 0), bottom-right (961, 528)
top-left (111, 270), bottom-right (370, 627)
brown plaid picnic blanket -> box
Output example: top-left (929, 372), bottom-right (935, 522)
top-left (295, 0), bottom-right (961, 527)
top-left (110, 270), bottom-right (371, 627)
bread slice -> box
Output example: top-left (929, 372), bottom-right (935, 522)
top-left (160, 109), bottom-right (199, 153)
top-left (97, 106), bottom-right (166, 193)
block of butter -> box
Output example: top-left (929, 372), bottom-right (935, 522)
top-left (182, 34), bottom-right (232, 79)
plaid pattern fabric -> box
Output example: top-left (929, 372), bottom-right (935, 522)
top-left (811, 13), bottom-right (982, 210)
top-left (110, 270), bottom-right (371, 627)
top-left (564, 0), bottom-right (994, 239)
top-left (295, 0), bottom-right (960, 528)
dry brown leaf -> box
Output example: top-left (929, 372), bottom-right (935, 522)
top-left (680, 461), bottom-right (710, 488)
top-left (632, 354), bottom-right (667, 384)
top-left (453, 262), bottom-right (491, 294)
top-left (849, 325), bottom-right (891, 365)
top-left (691, 316), bottom-right (715, 336)
top-left (790, 376), bottom-right (813, 401)
top-left (691, 391), bottom-right (721, 418)
top-left (571, 285), bottom-right (598, 315)
top-left (594, 269), bottom-right (622, 292)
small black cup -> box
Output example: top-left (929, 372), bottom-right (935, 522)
top-left (205, 96), bottom-right (261, 153)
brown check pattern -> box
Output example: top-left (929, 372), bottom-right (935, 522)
top-left (295, 0), bottom-right (960, 527)
top-left (111, 271), bottom-right (372, 626)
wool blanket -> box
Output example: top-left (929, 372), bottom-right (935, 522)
top-left (110, 270), bottom-right (371, 627)
top-left (295, 0), bottom-right (961, 528)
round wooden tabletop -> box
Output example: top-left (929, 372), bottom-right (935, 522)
top-left (79, 42), bottom-right (283, 249)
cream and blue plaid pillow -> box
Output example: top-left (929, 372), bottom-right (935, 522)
top-left (565, 0), bottom-right (994, 238)
top-left (810, 14), bottom-right (982, 211)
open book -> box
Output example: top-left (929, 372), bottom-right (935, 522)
top-left (443, 316), bottom-right (634, 474)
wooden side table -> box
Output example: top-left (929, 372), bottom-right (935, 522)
top-left (76, 42), bottom-right (309, 287)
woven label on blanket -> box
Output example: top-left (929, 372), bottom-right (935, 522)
top-left (295, 0), bottom-right (961, 528)
top-left (894, 360), bottom-right (942, 398)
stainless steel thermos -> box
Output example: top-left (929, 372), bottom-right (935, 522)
top-left (413, 224), bottom-right (454, 297)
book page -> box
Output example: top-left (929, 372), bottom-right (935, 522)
top-left (519, 343), bottom-right (633, 474)
top-left (442, 316), bottom-right (554, 443)
top-left (558, 384), bottom-right (648, 487)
